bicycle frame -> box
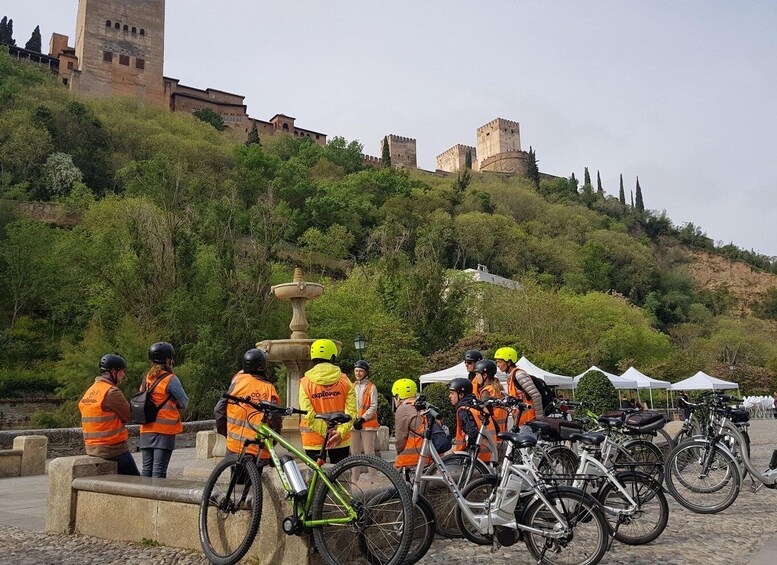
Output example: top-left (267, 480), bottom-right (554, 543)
top-left (571, 447), bottom-right (638, 518)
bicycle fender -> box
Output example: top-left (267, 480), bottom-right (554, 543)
top-left (612, 469), bottom-right (663, 491)
top-left (684, 437), bottom-right (738, 461)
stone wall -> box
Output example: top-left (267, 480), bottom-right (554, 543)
top-left (479, 150), bottom-right (530, 175)
top-left (0, 398), bottom-right (64, 430)
top-left (476, 118), bottom-right (521, 163)
top-left (382, 135), bottom-right (417, 169)
top-left (436, 144), bottom-right (477, 173)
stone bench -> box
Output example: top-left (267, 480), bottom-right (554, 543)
top-left (0, 435), bottom-right (47, 477)
top-left (47, 455), bottom-right (319, 564)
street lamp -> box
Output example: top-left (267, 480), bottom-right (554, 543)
top-left (354, 335), bottom-right (367, 360)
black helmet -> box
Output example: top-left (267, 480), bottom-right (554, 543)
top-left (474, 359), bottom-right (497, 378)
top-left (463, 350), bottom-right (483, 363)
top-left (354, 360), bottom-right (370, 374)
top-left (99, 354), bottom-right (126, 372)
top-left (448, 377), bottom-right (473, 396)
top-left (242, 349), bottom-right (266, 374)
top-left (148, 342), bottom-right (175, 364)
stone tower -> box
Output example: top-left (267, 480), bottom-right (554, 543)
top-left (381, 135), bottom-right (417, 169)
top-left (436, 144), bottom-right (478, 173)
top-left (73, 0), bottom-right (165, 103)
top-left (476, 118), bottom-right (529, 175)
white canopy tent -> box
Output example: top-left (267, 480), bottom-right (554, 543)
top-left (669, 371), bottom-right (739, 391)
top-left (620, 367), bottom-right (671, 409)
top-left (574, 366), bottom-right (639, 389)
top-left (517, 357), bottom-right (576, 389)
top-left (419, 361), bottom-right (508, 388)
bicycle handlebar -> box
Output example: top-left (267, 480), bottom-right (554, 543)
top-left (223, 394), bottom-right (308, 416)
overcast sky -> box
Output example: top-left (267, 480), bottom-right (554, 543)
top-left (7, 1), bottom-right (777, 256)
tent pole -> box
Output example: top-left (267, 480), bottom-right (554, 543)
top-left (649, 388), bottom-right (654, 410)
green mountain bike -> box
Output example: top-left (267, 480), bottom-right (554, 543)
top-left (199, 394), bottom-right (414, 565)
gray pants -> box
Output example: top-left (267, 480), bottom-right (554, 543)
top-left (350, 429), bottom-right (377, 478)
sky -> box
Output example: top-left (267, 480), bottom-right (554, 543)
top-left (6, 1), bottom-right (777, 256)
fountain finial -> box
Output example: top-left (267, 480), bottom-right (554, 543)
top-left (270, 268), bottom-right (324, 339)
top-left (293, 267), bottom-right (304, 283)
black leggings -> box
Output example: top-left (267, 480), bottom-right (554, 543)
top-left (305, 446), bottom-right (349, 464)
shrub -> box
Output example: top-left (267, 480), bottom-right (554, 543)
top-left (377, 393), bottom-right (394, 434)
top-left (422, 382), bottom-right (457, 437)
top-left (0, 368), bottom-right (58, 398)
top-left (574, 370), bottom-right (619, 414)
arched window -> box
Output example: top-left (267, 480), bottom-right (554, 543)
top-left (132, 27), bottom-right (137, 34)
top-left (106, 20), bottom-right (112, 27)
top-left (123, 25), bottom-right (128, 31)
top-left (115, 22), bottom-right (120, 29)
top-left (140, 29), bottom-right (145, 36)
top-left (282, 123), bottom-right (289, 131)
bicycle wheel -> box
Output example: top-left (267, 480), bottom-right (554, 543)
top-left (455, 476), bottom-right (497, 546)
top-left (311, 455), bottom-right (413, 565)
top-left (616, 439), bottom-right (664, 480)
top-left (199, 456), bottom-right (263, 565)
top-left (404, 495), bottom-right (436, 565)
top-left (522, 486), bottom-right (608, 565)
top-left (597, 472), bottom-right (668, 545)
top-left (537, 445), bottom-right (580, 485)
top-left (420, 452), bottom-right (490, 537)
top-left (664, 439), bottom-right (741, 514)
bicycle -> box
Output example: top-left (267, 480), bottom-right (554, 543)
top-left (409, 397), bottom-right (610, 565)
top-left (198, 394), bottom-right (414, 565)
top-left (664, 391), bottom-right (777, 514)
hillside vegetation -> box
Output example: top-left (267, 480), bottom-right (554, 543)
top-left (2, 49), bottom-right (777, 425)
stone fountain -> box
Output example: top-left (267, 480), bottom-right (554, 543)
top-left (256, 268), bottom-right (339, 450)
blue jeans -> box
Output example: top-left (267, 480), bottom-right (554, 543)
top-left (141, 448), bottom-right (173, 478)
top-left (109, 451), bottom-right (140, 476)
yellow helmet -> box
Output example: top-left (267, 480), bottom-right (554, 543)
top-left (391, 378), bottom-right (418, 400)
top-left (494, 346), bottom-right (518, 364)
top-left (310, 339), bottom-right (338, 362)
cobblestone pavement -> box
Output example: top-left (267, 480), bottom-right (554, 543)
top-left (0, 420), bottom-right (775, 564)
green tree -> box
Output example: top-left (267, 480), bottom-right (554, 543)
top-left (584, 167), bottom-right (591, 186)
top-left (618, 174), bottom-right (626, 205)
top-left (596, 170), bottom-right (603, 196)
top-left (24, 25), bottom-right (41, 52)
top-left (42, 152), bottom-right (83, 197)
top-left (635, 177), bottom-right (645, 213)
top-left (193, 108), bottom-right (224, 131)
top-left (527, 146), bottom-right (540, 188)
top-left (464, 149), bottom-right (472, 171)
top-left (575, 370), bottom-right (619, 414)
top-left (0, 17), bottom-right (15, 46)
top-left (245, 122), bottom-right (260, 146)
top-left (381, 136), bottom-right (391, 168)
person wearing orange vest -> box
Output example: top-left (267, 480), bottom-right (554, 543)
top-left (475, 359), bottom-right (509, 435)
top-left (139, 342), bottom-right (188, 478)
top-left (495, 346), bottom-right (542, 429)
top-left (449, 377), bottom-right (495, 463)
top-left (214, 349), bottom-right (281, 468)
top-left (392, 378), bottom-right (427, 469)
top-left (299, 339), bottom-right (356, 463)
top-left (350, 360), bottom-right (379, 477)
top-left (79, 354), bottom-right (139, 475)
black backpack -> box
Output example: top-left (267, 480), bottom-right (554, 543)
top-left (130, 373), bottom-right (173, 424)
top-left (514, 373), bottom-right (556, 415)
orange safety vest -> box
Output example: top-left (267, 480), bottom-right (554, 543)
top-left (139, 372), bottom-right (183, 435)
top-left (79, 380), bottom-right (128, 446)
top-left (508, 368), bottom-right (536, 425)
top-left (226, 372), bottom-right (280, 459)
top-left (482, 382), bottom-right (509, 435)
top-left (453, 405), bottom-right (495, 463)
top-left (300, 374), bottom-right (352, 449)
top-left (471, 374), bottom-right (484, 399)
top-left (357, 381), bottom-right (379, 429)
top-left (394, 399), bottom-right (429, 468)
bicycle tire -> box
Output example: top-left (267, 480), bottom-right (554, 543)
top-left (311, 455), bottom-right (413, 565)
top-left (664, 439), bottom-right (741, 514)
top-left (455, 475), bottom-right (499, 546)
top-left (404, 494), bottom-right (436, 565)
top-left (597, 472), bottom-right (668, 545)
top-left (199, 456), bottom-right (263, 565)
top-left (522, 486), bottom-right (609, 565)
top-left (537, 445), bottom-right (580, 484)
top-left (420, 452), bottom-right (490, 538)
top-left (616, 439), bottom-right (664, 480)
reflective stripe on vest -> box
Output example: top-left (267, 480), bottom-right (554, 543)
top-left (483, 383), bottom-right (509, 435)
top-left (79, 381), bottom-right (128, 446)
top-left (508, 371), bottom-right (536, 425)
top-left (453, 405), bottom-right (495, 463)
top-left (139, 373), bottom-right (183, 435)
top-left (395, 399), bottom-right (429, 468)
top-left (300, 374), bottom-right (351, 449)
top-left (226, 373), bottom-right (279, 458)
top-left (357, 381), bottom-right (379, 429)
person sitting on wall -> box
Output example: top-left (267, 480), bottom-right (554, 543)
top-left (79, 354), bottom-right (139, 476)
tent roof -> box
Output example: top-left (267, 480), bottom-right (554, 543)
top-left (574, 366), bottom-right (639, 389)
top-left (517, 357), bottom-right (575, 389)
top-left (669, 371), bottom-right (739, 391)
top-left (621, 367), bottom-right (671, 389)
top-left (419, 361), bottom-right (508, 386)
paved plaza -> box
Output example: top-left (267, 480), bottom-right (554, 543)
top-left (1, 421), bottom-right (777, 564)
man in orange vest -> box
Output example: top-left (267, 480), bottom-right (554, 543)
top-left (351, 360), bottom-right (379, 477)
top-left (393, 379), bottom-right (426, 469)
top-left (215, 349), bottom-right (281, 469)
top-left (79, 354), bottom-right (139, 475)
top-left (449, 377), bottom-right (494, 463)
top-left (495, 346), bottom-right (542, 429)
top-left (299, 339), bottom-right (356, 463)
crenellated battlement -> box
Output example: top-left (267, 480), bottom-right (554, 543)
top-left (476, 117), bottom-right (520, 133)
top-left (361, 154), bottom-right (381, 168)
top-left (435, 144), bottom-right (477, 160)
top-left (387, 134), bottom-right (416, 144)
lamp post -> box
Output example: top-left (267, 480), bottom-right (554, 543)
top-left (354, 335), bottom-right (367, 360)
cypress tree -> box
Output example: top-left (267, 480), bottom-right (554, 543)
top-left (245, 122), bottom-right (260, 146)
top-left (596, 170), bottom-right (603, 196)
top-left (381, 136), bottom-right (391, 168)
top-left (527, 146), bottom-right (540, 188)
top-left (635, 177), bottom-right (645, 212)
top-left (618, 174), bottom-right (626, 205)
top-left (25, 25), bottom-right (42, 52)
top-left (584, 167), bottom-right (591, 186)
top-left (0, 17), bottom-right (7, 44)
top-left (6, 18), bottom-right (15, 45)
top-left (464, 149), bottom-right (472, 171)
top-left (630, 190), bottom-right (634, 209)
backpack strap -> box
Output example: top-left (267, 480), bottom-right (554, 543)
top-left (145, 372), bottom-right (174, 407)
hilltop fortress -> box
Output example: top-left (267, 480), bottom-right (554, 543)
top-left (7, 0), bottom-right (535, 176)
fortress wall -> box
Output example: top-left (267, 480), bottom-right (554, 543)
top-left (382, 135), bottom-right (417, 169)
top-left (479, 150), bottom-right (529, 175)
top-left (436, 144), bottom-right (477, 173)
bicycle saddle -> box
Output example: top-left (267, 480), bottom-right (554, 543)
top-left (526, 420), bottom-right (553, 433)
top-left (568, 433), bottom-right (605, 446)
top-left (497, 432), bottom-right (538, 448)
top-left (598, 416), bottom-right (623, 427)
top-left (315, 412), bottom-right (352, 425)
